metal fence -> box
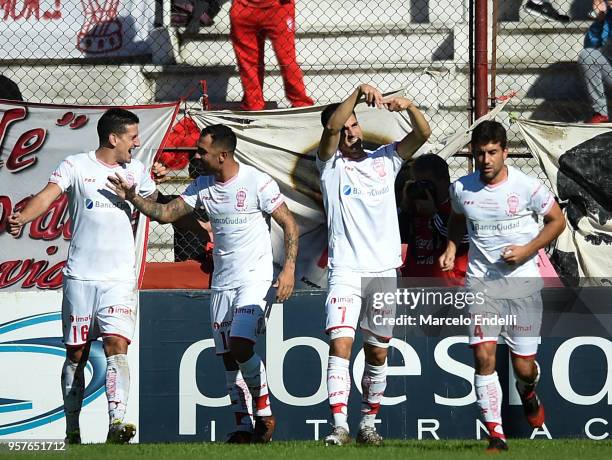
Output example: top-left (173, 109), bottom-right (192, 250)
top-left (2, 0), bottom-right (593, 262)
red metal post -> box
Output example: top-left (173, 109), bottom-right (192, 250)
top-left (474, 0), bottom-right (489, 118)
top-left (200, 80), bottom-right (210, 111)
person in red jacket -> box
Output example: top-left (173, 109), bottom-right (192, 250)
top-left (230, 0), bottom-right (314, 110)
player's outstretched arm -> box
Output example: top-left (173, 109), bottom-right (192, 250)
top-left (439, 209), bottom-right (466, 271)
top-left (7, 182), bottom-right (62, 237)
top-left (319, 83), bottom-right (384, 162)
top-left (501, 201), bottom-right (565, 265)
top-left (383, 96), bottom-right (431, 161)
top-left (107, 172), bottom-right (194, 224)
top-left (271, 202), bottom-right (299, 302)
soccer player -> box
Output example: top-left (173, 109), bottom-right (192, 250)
top-left (107, 124), bottom-right (299, 443)
top-left (439, 120), bottom-right (566, 452)
top-left (318, 83), bottom-right (431, 445)
top-left (8, 108), bottom-right (162, 444)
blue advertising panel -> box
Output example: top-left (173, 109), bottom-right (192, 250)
top-left (139, 289), bottom-right (611, 442)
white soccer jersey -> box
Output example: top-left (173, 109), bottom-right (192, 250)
top-left (317, 143), bottom-right (404, 272)
top-left (450, 165), bottom-right (555, 282)
top-left (180, 163), bottom-right (284, 290)
top-left (49, 151), bottom-right (156, 281)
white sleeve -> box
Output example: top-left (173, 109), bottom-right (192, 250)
top-left (180, 178), bottom-right (203, 209)
top-left (257, 174), bottom-right (284, 214)
top-left (387, 142), bottom-right (404, 177)
top-left (137, 164), bottom-right (157, 198)
top-left (48, 158), bottom-right (75, 192)
top-left (316, 151), bottom-right (335, 175)
top-left (449, 182), bottom-right (464, 214)
top-left (528, 179), bottom-right (555, 216)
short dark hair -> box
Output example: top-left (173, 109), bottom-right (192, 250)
top-left (200, 124), bottom-right (237, 153)
top-left (471, 120), bottom-right (507, 150)
top-left (97, 108), bottom-right (139, 144)
top-left (412, 154), bottom-right (450, 184)
top-left (320, 103), bottom-right (357, 128)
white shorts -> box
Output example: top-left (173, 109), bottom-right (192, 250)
top-left (325, 269), bottom-right (397, 348)
top-left (468, 292), bottom-right (543, 358)
top-left (62, 277), bottom-right (137, 347)
top-left (210, 281), bottom-right (272, 354)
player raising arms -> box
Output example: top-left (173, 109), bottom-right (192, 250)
top-left (440, 120), bottom-right (565, 452)
top-left (108, 124), bottom-right (299, 443)
top-left (318, 84), bottom-right (431, 445)
top-left (8, 108), bottom-right (165, 444)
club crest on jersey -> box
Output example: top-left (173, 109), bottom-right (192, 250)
top-left (235, 188), bottom-right (248, 211)
top-left (373, 157), bottom-right (387, 177)
top-left (124, 172), bottom-right (135, 187)
top-left (506, 193), bottom-right (520, 216)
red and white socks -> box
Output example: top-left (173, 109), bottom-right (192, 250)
top-left (327, 356), bottom-right (351, 431)
top-left (106, 354), bottom-right (130, 424)
top-left (238, 354), bottom-right (272, 417)
top-left (475, 371), bottom-right (505, 440)
top-left (225, 369), bottom-right (254, 432)
top-left (61, 358), bottom-right (85, 433)
top-left (359, 361), bottom-right (387, 429)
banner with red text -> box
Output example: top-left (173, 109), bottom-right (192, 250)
top-left (0, 0), bottom-right (156, 59)
top-left (0, 100), bottom-right (179, 292)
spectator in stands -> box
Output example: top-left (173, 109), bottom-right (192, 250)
top-left (523, 0), bottom-right (569, 22)
top-left (230, 0), bottom-right (314, 110)
top-left (0, 74), bottom-right (23, 101)
top-left (399, 154), bottom-right (468, 284)
top-left (578, 0), bottom-right (612, 123)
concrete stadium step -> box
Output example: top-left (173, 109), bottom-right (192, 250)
top-left (0, 64), bottom-right (151, 105)
top-left (177, 23), bottom-right (456, 67)
top-left (496, 21), bottom-right (591, 65)
top-left (175, 0), bottom-right (465, 33)
top-left (141, 61), bottom-right (469, 108)
top-left (492, 62), bottom-right (587, 101)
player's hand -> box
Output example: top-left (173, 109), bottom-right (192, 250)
top-left (358, 84), bottom-right (384, 108)
top-left (414, 189), bottom-right (436, 217)
top-left (151, 161), bottom-right (170, 184)
top-left (439, 247), bottom-right (456, 271)
top-left (107, 172), bottom-right (137, 202)
top-left (273, 267), bottom-right (295, 302)
top-left (7, 212), bottom-right (24, 237)
top-left (0, 159), bottom-right (4, 169)
top-left (501, 244), bottom-right (530, 265)
top-left (382, 96), bottom-right (414, 112)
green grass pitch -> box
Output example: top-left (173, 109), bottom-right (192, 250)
top-left (2, 440), bottom-right (612, 459)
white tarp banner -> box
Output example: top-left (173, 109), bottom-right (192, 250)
top-left (516, 119), bottom-right (612, 283)
top-left (191, 94), bottom-right (511, 288)
top-left (0, 0), bottom-right (156, 59)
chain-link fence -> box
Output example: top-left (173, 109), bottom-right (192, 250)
top-left (3, 0), bottom-right (586, 264)
top-left (492, 0), bottom-right (609, 144)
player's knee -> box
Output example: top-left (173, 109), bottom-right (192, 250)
top-left (229, 337), bottom-right (254, 363)
top-left (512, 355), bottom-right (536, 380)
top-left (103, 336), bottom-right (129, 356)
top-left (364, 342), bottom-right (387, 366)
top-left (473, 346), bottom-right (496, 374)
top-left (329, 336), bottom-right (353, 360)
top-left (66, 345), bottom-right (86, 363)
